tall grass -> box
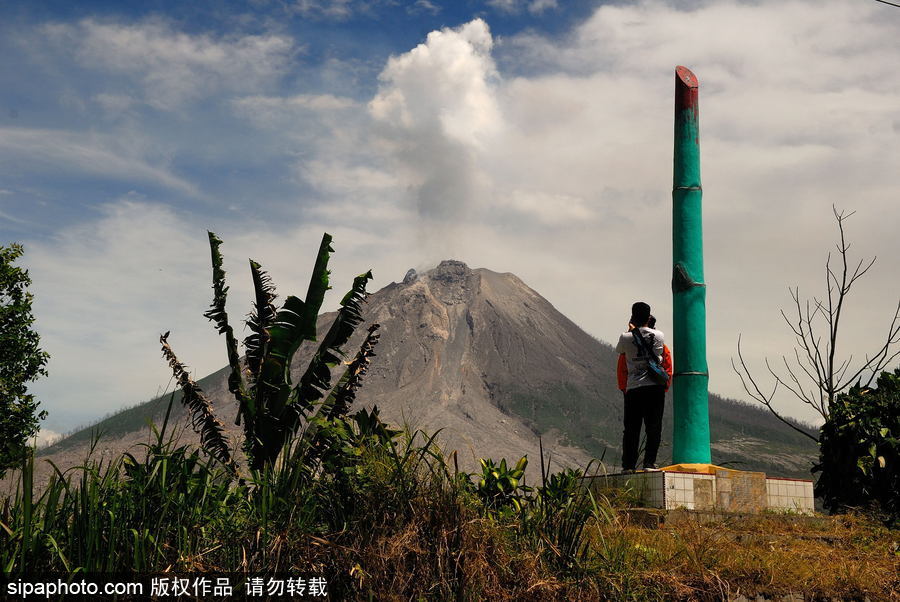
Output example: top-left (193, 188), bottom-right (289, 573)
top-left (2, 398), bottom-right (241, 573)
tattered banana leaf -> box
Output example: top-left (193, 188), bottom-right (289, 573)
top-left (246, 294), bottom-right (306, 465)
top-left (253, 234), bottom-right (333, 417)
top-left (321, 323), bottom-right (380, 421)
top-left (242, 259), bottom-right (278, 429)
top-left (255, 270), bottom-right (372, 468)
top-left (244, 259), bottom-right (278, 384)
top-left (310, 324), bottom-right (380, 432)
top-left (292, 270), bottom-right (373, 414)
top-left (245, 234), bottom-right (337, 469)
top-left (159, 332), bottom-right (236, 473)
top-left (285, 323), bottom-right (381, 473)
top-left (259, 296), bottom-right (305, 389)
top-left (299, 234), bottom-right (333, 340)
top-left (203, 232), bottom-right (250, 410)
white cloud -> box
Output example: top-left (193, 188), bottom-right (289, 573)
top-left (494, 190), bottom-right (595, 224)
top-left (238, 93), bottom-right (356, 112)
top-left (527, 0), bottom-right (558, 13)
top-left (487, 0), bottom-right (558, 14)
top-left (370, 19), bottom-right (500, 147)
top-left (0, 209), bottom-right (30, 225)
top-left (231, 92), bottom-right (390, 204)
top-left (43, 19), bottom-right (295, 110)
top-left (32, 428), bottom-right (62, 448)
top-left (299, 160), bottom-right (402, 196)
top-left (292, 0), bottom-right (354, 19)
top-left (232, 93), bottom-right (358, 130)
top-left (366, 19), bottom-right (503, 258)
top-left (0, 127), bottom-right (203, 197)
top-left (93, 93), bottom-right (138, 113)
top-left (409, 0), bottom-right (441, 15)
top-left (27, 200), bottom-right (217, 422)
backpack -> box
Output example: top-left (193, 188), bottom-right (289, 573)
top-left (631, 328), bottom-right (669, 387)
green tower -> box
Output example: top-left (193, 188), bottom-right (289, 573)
top-left (672, 66), bottom-right (711, 465)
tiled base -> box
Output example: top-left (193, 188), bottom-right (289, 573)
top-left (766, 476), bottom-right (815, 512)
top-left (588, 470), bottom-right (814, 514)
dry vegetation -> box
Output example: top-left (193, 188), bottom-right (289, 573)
top-left (3, 419), bottom-right (896, 601)
top-left (251, 489), bottom-right (900, 600)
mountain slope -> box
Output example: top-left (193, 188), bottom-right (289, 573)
top-left (349, 260), bottom-right (815, 476)
top-left (39, 260), bottom-right (817, 479)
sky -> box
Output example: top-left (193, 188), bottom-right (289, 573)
top-left (2, 0), bottom-right (899, 442)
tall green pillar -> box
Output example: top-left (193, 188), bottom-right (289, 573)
top-left (672, 66), bottom-right (711, 464)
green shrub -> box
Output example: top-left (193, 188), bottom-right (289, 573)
top-left (468, 456), bottom-right (532, 517)
top-left (815, 367), bottom-right (900, 525)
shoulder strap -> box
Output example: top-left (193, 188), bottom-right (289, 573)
top-left (632, 328), bottom-right (659, 361)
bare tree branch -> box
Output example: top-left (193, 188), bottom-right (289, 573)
top-left (779, 354), bottom-right (818, 409)
top-left (732, 337), bottom-right (819, 443)
top-left (792, 347), bottom-right (824, 401)
top-left (834, 355), bottom-right (852, 385)
top-left (835, 299), bottom-right (900, 390)
top-left (732, 207), bottom-right (900, 439)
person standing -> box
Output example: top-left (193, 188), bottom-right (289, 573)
top-left (617, 315), bottom-right (672, 398)
top-left (615, 302), bottom-right (669, 472)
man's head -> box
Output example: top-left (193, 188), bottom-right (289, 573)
top-left (648, 314), bottom-right (656, 329)
top-left (631, 302), bottom-right (651, 327)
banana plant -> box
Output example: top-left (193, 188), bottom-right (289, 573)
top-left (161, 231), bottom-right (377, 471)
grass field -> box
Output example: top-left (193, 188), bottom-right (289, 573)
top-left (2, 405), bottom-right (897, 601)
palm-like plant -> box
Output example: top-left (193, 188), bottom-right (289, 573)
top-left (472, 456), bottom-right (532, 514)
top-left (161, 232), bottom-right (378, 471)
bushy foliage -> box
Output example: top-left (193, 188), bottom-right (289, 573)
top-left (815, 367), bottom-right (900, 525)
top-left (0, 243), bottom-right (49, 478)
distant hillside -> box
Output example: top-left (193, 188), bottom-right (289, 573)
top-left (39, 260), bottom-right (817, 479)
top-left (40, 365), bottom-right (230, 456)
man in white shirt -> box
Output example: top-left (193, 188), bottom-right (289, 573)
top-left (615, 301), bottom-right (666, 472)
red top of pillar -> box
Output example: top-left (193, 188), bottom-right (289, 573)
top-left (675, 66), bottom-right (699, 113)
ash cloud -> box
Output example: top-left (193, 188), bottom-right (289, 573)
top-left (368, 19), bottom-right (501, 257)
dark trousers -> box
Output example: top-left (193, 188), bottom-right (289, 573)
top-left (621, 384), bottom-right (666, 470)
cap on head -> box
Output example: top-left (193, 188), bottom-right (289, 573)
top-left (631, 302), bottom-right (651, 326)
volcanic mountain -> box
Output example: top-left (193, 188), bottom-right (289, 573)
top-left (39, 260), bottom-right (817, 480)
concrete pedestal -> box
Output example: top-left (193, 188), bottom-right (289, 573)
top-left (586, 468), bottom-right (814, 514)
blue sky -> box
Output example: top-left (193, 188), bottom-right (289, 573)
top-left (2, 0), bottom-right (899, 440)
top-left (0, 0), bottom-right (595, 240)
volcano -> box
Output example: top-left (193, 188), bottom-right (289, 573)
top-left (38, 260), bottom-right (816, 479)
